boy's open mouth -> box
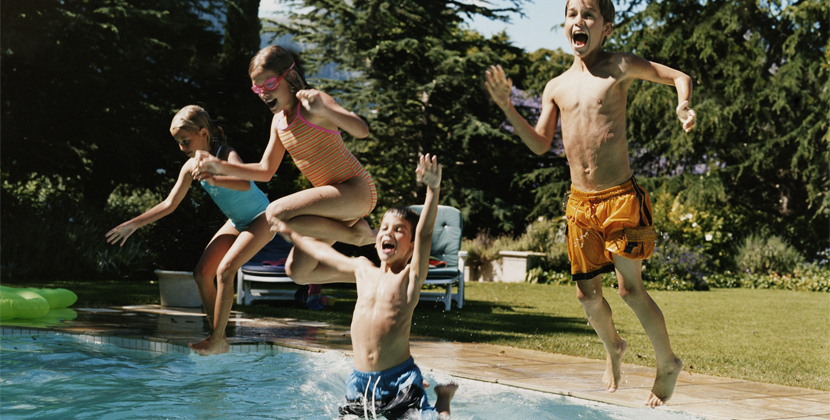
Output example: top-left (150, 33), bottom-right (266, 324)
top-left (266, 98), bottom-right (277, 109)
top-left (573, 32), bottom-right (588, 48)
top-left (381, 239), bottom-right (396, 254)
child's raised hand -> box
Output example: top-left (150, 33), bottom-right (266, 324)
top-left (484, 65), bottom-right (513, 111)
top-left (676, 101), bottom-right (696, 133)
top-left (105, 223), bottom-right (137, 247)
top-left (416, 154), bottom-right (442, 191)
top-left (296, 89), bottom-right (326, 114)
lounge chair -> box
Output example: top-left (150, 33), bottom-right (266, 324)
top-left (410, 205), bottom-right (467, 311)
top-left (236, 235), bottom-right (296, 305)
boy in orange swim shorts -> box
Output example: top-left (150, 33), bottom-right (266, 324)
top-left (566, 177), bottom-right (658, 280)
top-left (485, 0), bottom-right (696, 407)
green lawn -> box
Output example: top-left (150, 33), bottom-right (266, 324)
top-left (6, 279), bottom-right (829, 391)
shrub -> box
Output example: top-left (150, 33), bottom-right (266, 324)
top-left (1, 177), bottom-right (155, 280)
top-left (706, 263), bottom-right (830, 292)
top-left (514, 217), bottom-right (570, 273)
top-left (643, 240), bottom-right (712, 291)
top-left (735, 234), bottom-right (804, 275)
top-left (463, 218), bottom-right (571, 283)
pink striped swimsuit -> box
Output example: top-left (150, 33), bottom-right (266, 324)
top-left (278, 110), bottom-right (377, 216)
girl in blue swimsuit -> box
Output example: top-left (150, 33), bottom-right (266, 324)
top-left (106, 105), bottom-right (273, 356)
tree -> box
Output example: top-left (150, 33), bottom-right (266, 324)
top-left (608, 0), bottom-right (828, 255)
top-left (1, 0), bottom-right (265, 209)
top-left (0, 0), bottom-right (267, 279)
top-left (264, 0), bottom-right (545, 235)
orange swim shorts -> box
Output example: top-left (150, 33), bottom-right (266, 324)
top-left (565, 178), bottom-right (658, 281)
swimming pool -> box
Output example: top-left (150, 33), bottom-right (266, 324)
top-left (0, 334), bottom-right (701, 420)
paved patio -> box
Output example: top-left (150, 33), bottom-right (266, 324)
top-left (2, 305), bottom-right (828, 420)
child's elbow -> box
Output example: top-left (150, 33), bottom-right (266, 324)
top-left (353, 125), bottom-right (370, 139)
top-left (532, 143), bottom-right (552, 155)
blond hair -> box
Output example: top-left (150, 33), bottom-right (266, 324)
top-left (170, 105), bottom-right (226, 155)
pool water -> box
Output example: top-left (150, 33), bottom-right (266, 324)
top-left (0, 334), bottom-right (700, 420)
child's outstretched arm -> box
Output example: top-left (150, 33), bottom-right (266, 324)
top-left (410, 154), bottom-right (442, 287)
top-left (485, 65), bottom-right (557, 155)
top-left (195, 118), bottom-right (287, 182)
top-left (271, 218), bottom-right (359, 284)
top-left (624, 54), bottom-right (696, 133)
top-left (296, 89), bottom-right (369, 139)
top-left (105, 161), bottom-right (194, 247)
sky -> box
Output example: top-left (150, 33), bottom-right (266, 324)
top-left (466, 0), bottom-right (571, 52)
top-left (258, 0), bottom-right (572, 53)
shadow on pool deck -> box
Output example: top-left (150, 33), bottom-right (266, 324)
top-left (2, 305), bottom-right (828, 420)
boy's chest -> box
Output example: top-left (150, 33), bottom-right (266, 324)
top-left (552, 71), bottom-right (625, 114)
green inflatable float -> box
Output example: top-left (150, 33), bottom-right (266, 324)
top-left (0, 285), bottom-right (78, 321)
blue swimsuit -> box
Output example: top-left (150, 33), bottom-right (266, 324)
top-left (200, 180), bottom-right (269, 230)
top-left (339, 357), bottom-right (435, 420)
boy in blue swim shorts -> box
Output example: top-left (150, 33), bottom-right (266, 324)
top-left (271, 154), bottom-right (457, 419)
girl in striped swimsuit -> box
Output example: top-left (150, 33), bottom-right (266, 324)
top-left (195, 46), bottom-right (377, 309)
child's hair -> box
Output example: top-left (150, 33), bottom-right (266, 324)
top-left (249, 46), bottom-right (309, 94)
top-left (565, 0), bottom-right (615, 24)
top-left (384, 206), bottom-right (420, 242)
top-left (170, 105), bottom-right (227, 155)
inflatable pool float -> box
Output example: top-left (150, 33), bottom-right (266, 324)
top-left (0, 285), bottom-right (78, 321)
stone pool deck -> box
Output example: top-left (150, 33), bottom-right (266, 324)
top-left (2, 305), bottom-right (827, 420)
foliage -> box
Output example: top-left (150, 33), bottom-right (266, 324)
top-left (266, 0), bottom-right (544, 234)
top-left (735, 234), bottom-right (805, 275)
top-left (461, 230), bottom-right (518, 268)
top-left (643, 240), bottom-right (712, 291)
top-left (613, 0), bottom-right (829, 258)
top-left (706, 264), bottom-right (830, 292)
top-left (1, 0), bottom-right (270, 279)
top-left (1, 175), bottom-right (155, 280)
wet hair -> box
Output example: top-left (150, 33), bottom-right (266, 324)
top-left (565, 0), bottom-right (615, 24)
top-left (170, 105), bottom-right (227, 155)
top-left (248, 45), bottom-right (309, 94)
top-left (384, 206), bottom-right (420, 242)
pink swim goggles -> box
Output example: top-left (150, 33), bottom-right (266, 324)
top-left (251, 63), bottom-right (294, 94)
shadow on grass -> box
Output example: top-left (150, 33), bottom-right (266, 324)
top-left (239, 283), bottom-right (594, 347)
top-left (411, 299), bottom-right (593, 345)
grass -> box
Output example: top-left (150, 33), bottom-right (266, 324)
top-left (5, 278), bottom-right (829, 391)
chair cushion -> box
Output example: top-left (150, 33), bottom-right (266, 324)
top-left (425, 268), bottom-right (460, 279)
top-left (240, 263), bottom-right (288, 276)
top-left (409, 205), bottom-right (462, 270)
top-left (240, 235), bottom-right (293, 275)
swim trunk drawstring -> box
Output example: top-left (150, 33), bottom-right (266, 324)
top-left (370, 376), bottom-right (381, 420)
top-left (363, 379), bottom-right (371, 420)
top-left (361, 375), bottom-right (381, 420)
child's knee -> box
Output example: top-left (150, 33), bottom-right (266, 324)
top-left (617, 284), bottom-right (646, 303)
top-left (577, 287), bottom-right (603, 306)
top-left (193, 267), bottom-right (213, 285)
top-left (266, 200), bottom-right (291, 220)
top-left (284, 261), bottom-right (311, 284)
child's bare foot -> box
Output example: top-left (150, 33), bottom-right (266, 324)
top-left (603, 338), bottom-right (627, 392)
top-left (189, 335), bottom-right (230, 356)
top-left (645, 357), bottom-right (683, 407)
top-left (433, 383), bottom-right (458, 416)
